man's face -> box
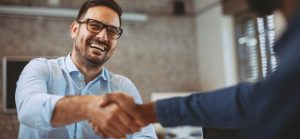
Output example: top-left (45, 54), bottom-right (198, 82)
top-left (247, 0), bottom-right (282, 16)
top-left (71, 6), bottom-right (120, 67)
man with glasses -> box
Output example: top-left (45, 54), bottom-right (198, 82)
top-left (15, 0), bottom-right (157, 139)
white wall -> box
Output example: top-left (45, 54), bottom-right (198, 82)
top-left (274, 10), bottom-right (287, 38)
top-left (194, 2), bottom-right (238, 91)
top-left (192, 0), bottom-right (219, 12)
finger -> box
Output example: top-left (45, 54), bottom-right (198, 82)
top-left (114, 96), bottom-right (137, 113)
top-left (105, 94), bottom-right (144, 126)
top-left (105, 104), bottom-right (135, 137)
top-left (117, 109), bottom-right (142, 133)
top-left (99, 93), bottom-right (124, 107)
top-left (93, 126), bottom-right (103, 136)
top-left (95, 128), bottom-right (111, 139)
top-left (135, 119), bottom-right (146, 127)
top-left (105, 96), bottom-right (136, 115)
top-left (101, 106), bottom-right (128, 138)
top-left (89, 116), bottom-right (120, 138)
top-left (89, 122), bottom-right (105, 137)
top-left (109, 115), bottom-right (130, 137)
top-left (92, 117), bottom-right (124, 138)
top-left (88, 120), bottom-right (94, 127)
top-left (98, 94), bottom-right (112, 107)
top-left (90, 122), bottom-right (99, 133)
top-left (101, 124), bottom-right (125, 138)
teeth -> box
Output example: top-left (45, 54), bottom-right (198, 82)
top-left (90, 43), bottom-right (106, 51)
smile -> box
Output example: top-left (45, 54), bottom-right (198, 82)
top-left (90, 43), bottom-right (106, 52)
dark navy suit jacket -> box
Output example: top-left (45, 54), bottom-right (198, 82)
top-left (155, 9), bottom-right (300, 139)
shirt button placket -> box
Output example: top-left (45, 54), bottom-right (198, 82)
top-left (78, 74), bottom-right (85, 94)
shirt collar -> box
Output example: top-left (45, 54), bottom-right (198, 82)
top-left (65, 54), bottom-right (108, 81)
top-left (66, 54), bottom-right (79, 73)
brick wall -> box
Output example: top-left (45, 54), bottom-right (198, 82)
top-left (0, 1), bottom-right (200, 138)
top-left (0, 0), bottom-right (193, 14)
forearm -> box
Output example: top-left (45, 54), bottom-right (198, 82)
top-left (139, 102), bottom-right (158, 124)
top-left (51, 95), bottom-right (100, 127)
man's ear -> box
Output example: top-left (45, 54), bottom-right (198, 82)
top-left (70, 21), bottom-right (79, 38)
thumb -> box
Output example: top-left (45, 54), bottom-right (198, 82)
top-left (99, 93), bottom-right (123, 107)
top-left (99, 94), bottom-right (113, 107)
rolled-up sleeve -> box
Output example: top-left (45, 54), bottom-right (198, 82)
top-left (15, 58), bottom-right (63, 130)
top-left (127, 125), bottom-right (157, 139)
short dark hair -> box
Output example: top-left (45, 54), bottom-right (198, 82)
top-left (247, 0), bottom-right (282, 17)
top-left (76, 0), bottom-right (123, 26)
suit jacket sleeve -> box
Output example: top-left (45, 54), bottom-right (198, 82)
top-left (155, 83), bottom-right (256, 129)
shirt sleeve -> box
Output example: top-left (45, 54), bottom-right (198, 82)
top-left (117, 76), bottom-right (158, 139)
top-left (127, 125), bottom-right (157, 139)
top-left (155, 83), bottom-right (255, 129)
top-left (15, 58), bottom-right (64, 130)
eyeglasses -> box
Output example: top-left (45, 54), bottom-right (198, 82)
top-left (77, 19), bottom-right (123, 39)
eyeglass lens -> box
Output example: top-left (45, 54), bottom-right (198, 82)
top-left (86, 19), bottom-right (121, 39)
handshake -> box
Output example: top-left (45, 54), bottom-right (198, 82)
top-left (86, 93), bottom-right (158, 138)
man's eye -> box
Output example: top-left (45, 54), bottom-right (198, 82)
top-left (89, 23), bottom-right (103, 31)
top-left (107, 27), bottom-right (119, 35)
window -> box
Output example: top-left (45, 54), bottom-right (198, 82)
top-left (2, 57), bottom-right (30, 113)
top-left (235, 13), bottom-right (277, 82)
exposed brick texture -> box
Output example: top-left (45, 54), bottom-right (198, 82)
top-left (0, 0), bottom-right (194, 14)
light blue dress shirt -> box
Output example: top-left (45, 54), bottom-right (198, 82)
top-left (15, 55), bottom-right (157, 139)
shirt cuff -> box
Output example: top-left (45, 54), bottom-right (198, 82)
top-left (155, 97), bottom-right (183, 127)
top-left (42, 95), bottom-right (65, 130)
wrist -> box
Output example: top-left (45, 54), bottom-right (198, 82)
top-left (139, 102), bottom-right (158, 125)
top-left (85, 95), bottom-right (102, 119)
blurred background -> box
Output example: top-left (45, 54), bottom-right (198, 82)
top-left (0, 0), bottom-right (286, 138)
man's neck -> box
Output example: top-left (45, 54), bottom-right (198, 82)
top-left (71, 53), bottom-right (103, 83)
top-left (80, 65), bottom-right (103, 83)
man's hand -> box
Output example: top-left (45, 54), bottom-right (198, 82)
top-left (88, 93), bottom-right (158, 137)
top-left (86, 96), bottom-right (142, 138)
top-left (100, 93), bottom-right (158, 127)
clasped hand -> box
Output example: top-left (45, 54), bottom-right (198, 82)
top-left (86, 93), bottom-right (149, 138)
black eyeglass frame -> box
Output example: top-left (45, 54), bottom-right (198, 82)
top-left (77, 18), bottom-right (123, 39)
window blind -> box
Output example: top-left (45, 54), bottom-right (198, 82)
top-left (236, 14), bottom-right (277, 82)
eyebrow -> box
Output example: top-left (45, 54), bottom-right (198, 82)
top-left (88, 19), bottom-right (120, 28)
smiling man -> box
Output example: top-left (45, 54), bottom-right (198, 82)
top-left (15, 0), bottom-right (157, 139)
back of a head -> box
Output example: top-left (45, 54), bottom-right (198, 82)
top-left (247, 0), bottom-right (283, 17)
top-left (76, 0), bottom-right (123, 26)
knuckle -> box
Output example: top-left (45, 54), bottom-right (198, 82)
top-left (100, 119), bottom-right (109, 127)
top-left (125, 120), bottom-right (131, 125)
top-left (129, 97), bottom-right (134, 102)
top-left (107, 114), bottom-right (114, 120)
top-left (111, 108), bottom-right (119, 114)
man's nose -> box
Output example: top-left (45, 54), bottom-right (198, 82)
top-left (96, 28), bottom-right (108, 41)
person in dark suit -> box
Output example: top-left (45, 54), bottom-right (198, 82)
top-left (90, 0), bottom-right (300, 138)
